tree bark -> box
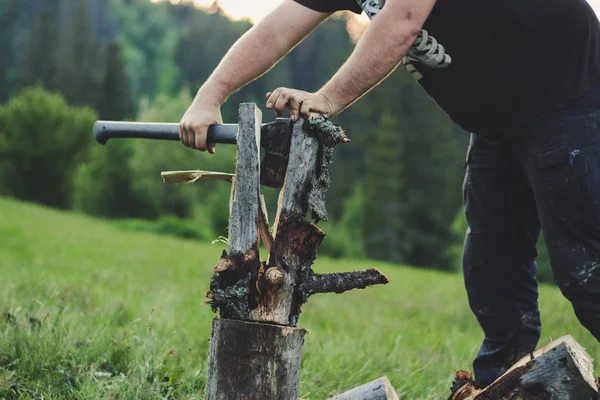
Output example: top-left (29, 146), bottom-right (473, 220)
top-left (205, 318), bottom-right (306, 400)
top-left (328, 376), bottom-right (399, 400)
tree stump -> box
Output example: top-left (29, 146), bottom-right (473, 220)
top-left (197, 103), bottom-right (390, 399)
top-left (205, 318), bottom-right (306, 400)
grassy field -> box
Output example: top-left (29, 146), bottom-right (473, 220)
top-left (0, 197), bottom-right (598, 399)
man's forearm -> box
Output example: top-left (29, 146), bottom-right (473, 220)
top-left (320, 0), bottom-right (435, 116)
top-left (195, 1), bottom-right (330, 106)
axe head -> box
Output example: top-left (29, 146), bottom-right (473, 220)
top-left (260, 118), bottom-right (292, 188)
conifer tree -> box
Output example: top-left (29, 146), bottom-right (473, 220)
top-left (0, 0), bottom-right (19, 102)
top-left (98, 42), bottom-right (135, 120)
top-left (364, 111), bottom-right (405, 263)
top-left (53, 0), bottom-right (101, 107)
top-left (19, 11), bottom-right (58, 90)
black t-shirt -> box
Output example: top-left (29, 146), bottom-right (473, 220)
top-left (294, 0), bottom-right (600, 136)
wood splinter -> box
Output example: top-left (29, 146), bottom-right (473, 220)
top-left (161, 170), bottom-right (234, 184)
top-left (258, 194), bottom-right (273, 253)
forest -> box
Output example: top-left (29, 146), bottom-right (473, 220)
top-left (0, 0), bottom-right (484, 272)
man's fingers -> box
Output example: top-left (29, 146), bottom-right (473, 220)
top-left (273, 91), bottom-right (291, 117)
top-left (300, 99), bottom-right (313, 117)
top-left (266, 88), bottom-right (283, 109)
top-left (180, 124), bottom-right (191, 147)
top-left (193, 125), bottom-right (208, 151)
top-left (208, 143), bottom-right (216, 154)
top-left (267, 88), bottom-right (319, 119)
top-left (288, 96), bottom-right (301, 122)
top-left (179, 124), bottom-right (186, 146)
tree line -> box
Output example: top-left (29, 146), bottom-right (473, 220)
top-left (0, 0), bottom-right (483, 272)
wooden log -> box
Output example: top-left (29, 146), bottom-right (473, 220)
top-left (208, 103), bottom-right (262, 320)
top-left (227, 103), bottom-right (261, 258)
top-left (272, 117), bottom-right (321, 236)
top-left (452, 335), bottom-right (598, 400)
top-left (328, 376), bottom-right (399, 400)
top-left (205, 318), bottom-right (306, 400)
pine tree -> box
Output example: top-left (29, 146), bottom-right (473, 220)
top-left (364, 111), bottom-right (405, 263)
top-left (19, 11), bottom-right (58, 89)
top-left (98, 42), bottom-right (135, 120)
top-left (0, 0), bottom-right (20, 102)
top-left (53, 0), bottom-right (102, 107)
top-left (396, 83), bottom-right (466, 269)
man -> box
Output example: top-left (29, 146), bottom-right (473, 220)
top-left (179, 0), bottom-right (600, 386)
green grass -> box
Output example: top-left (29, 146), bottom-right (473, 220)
top-left (0, 197), bottom-right (598, 399)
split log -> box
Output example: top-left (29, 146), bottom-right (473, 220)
top-left (208, 103), bottom-right (262, 320)
top-left (204, 318), bottom-right (306, 400)
top-left (328, 376), bottom-right (399, 400)
top-left (452, 335), bottom-right (598, 400)
top-left (161, 170), bottom-right (234, 184)
top-left (226, 103), bottom-right (261, 258)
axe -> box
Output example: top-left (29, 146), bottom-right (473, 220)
top-left (93, 119), bottom-right (292, 188)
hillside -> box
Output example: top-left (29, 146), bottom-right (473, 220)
top-left (0, 197), bottom-right (597, 399)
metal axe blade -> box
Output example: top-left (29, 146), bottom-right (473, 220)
top-left (93, 119), bottom-right (292, 188)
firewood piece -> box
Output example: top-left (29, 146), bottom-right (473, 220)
top-left (273, 117), bottom-right (320, 237)
top-left (328, 376), bottom-right (399, 400)
top-left (160, 170), bottom-right (234, 184)
top-left (209, 103), bottom-right (262, 320)
top-left (258, 194), bottom-right (273, 253)
top-left (205, 318), bottom-right (306, 400)
top-left (469, 335), bottom-right (598, 400)
top-left (303, 116), bottom-right (351, 222)
top-left (227, 103), bottom-right (261, 258)
top-left (299, 268), bottom-right (389, 302)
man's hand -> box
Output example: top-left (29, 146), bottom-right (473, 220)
top-left (266, 88), bottom-right (336, 121)
top-left (179, 100), bottom-right (223, 153)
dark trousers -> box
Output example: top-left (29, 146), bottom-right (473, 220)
top-left (463, 85), bottom-right (600, 385)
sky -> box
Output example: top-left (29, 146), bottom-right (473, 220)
top-left (189, 0), bottom-right (600, 23)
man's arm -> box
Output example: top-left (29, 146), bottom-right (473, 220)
top-left (180, 1), bottom-right (331, 152)
top-left (266, 0), bottom-right (436, 121)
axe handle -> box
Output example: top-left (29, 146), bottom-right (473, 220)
top-left (94, 121), bottom-right (238, 145)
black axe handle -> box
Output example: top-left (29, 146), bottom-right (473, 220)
top-left (93, 121), bottom-right (238, 145)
